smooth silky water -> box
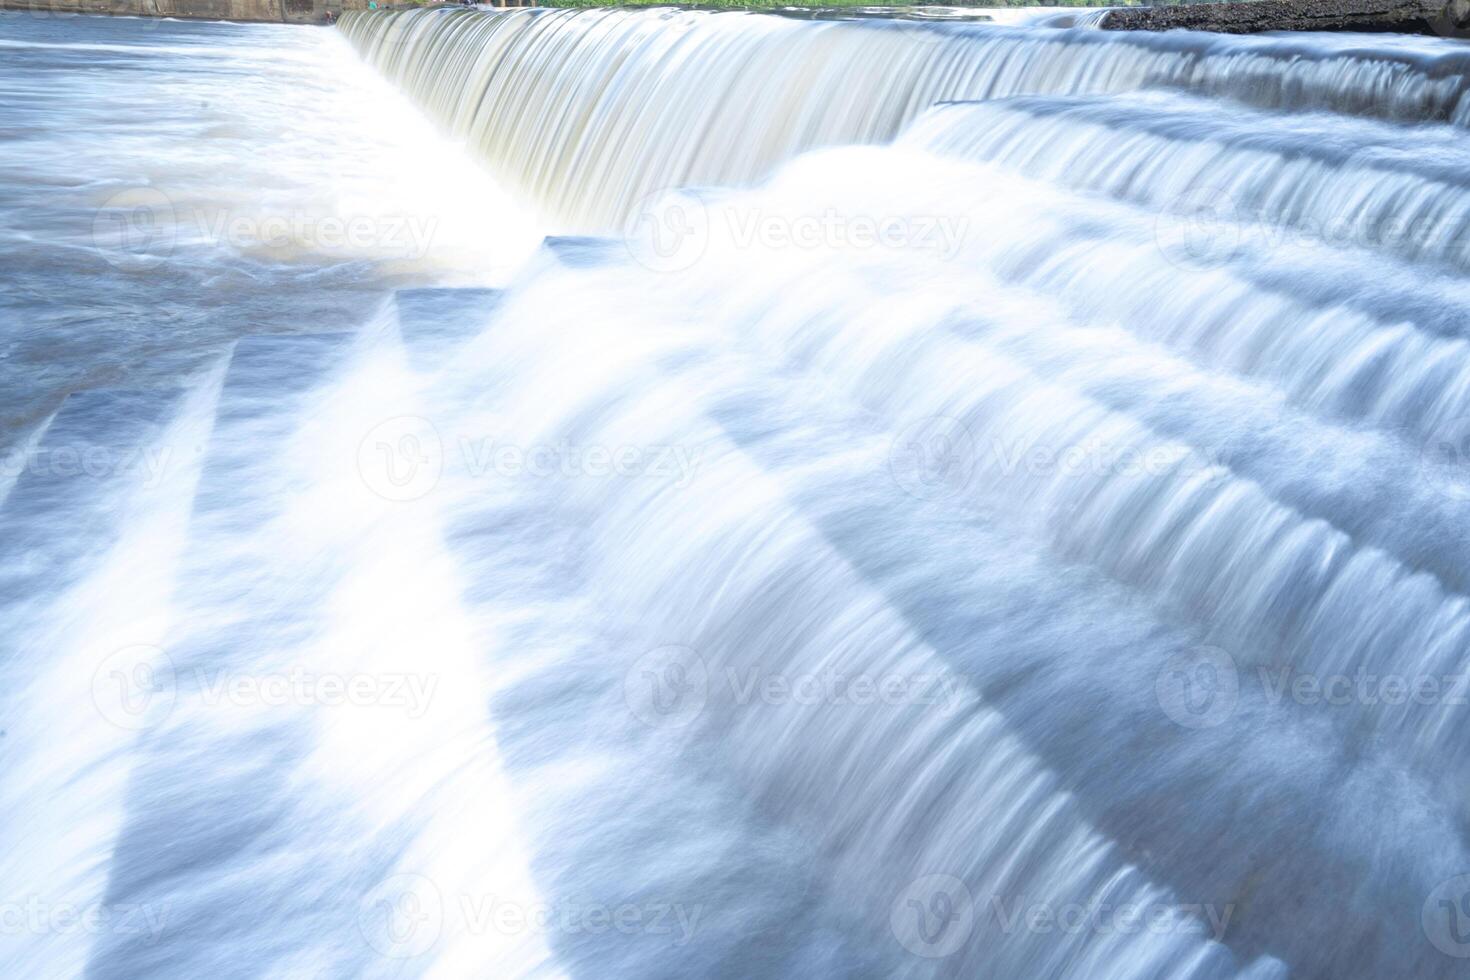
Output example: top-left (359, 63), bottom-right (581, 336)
top-left (5, 7), bottom-right (1470, 979)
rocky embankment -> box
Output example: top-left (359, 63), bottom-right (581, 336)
top-left (1101, 0), bottom-right (1470, 37)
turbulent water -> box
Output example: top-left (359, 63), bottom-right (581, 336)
top-left (7, 6), bottom-right (1470, 980)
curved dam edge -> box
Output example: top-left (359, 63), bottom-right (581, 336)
top-left (4, 2), bottom-right (1469, 34)
top-left (1101, 0), bottom-right (1470, 37)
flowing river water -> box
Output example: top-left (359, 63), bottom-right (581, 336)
top-left (4, 7), bottom-right (1470, 979)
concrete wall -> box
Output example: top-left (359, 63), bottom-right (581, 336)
top-left (0, 0), bottom-right (370, 25)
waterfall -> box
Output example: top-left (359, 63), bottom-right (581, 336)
top-left (7, 9), bottom-right (1470, 980)
top-left (390, 138), bottom-right (1470, 978)
top-left (328, 11), bottom-right (1470, 977)
top-left (339, 7), bottom-right (1470, 228)
top-left (905, 93), bottom-right (1470, 274)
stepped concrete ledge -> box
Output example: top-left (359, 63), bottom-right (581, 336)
top-left (0, 388), bottom-right (184, 615)
top-left (542, 235), bottom-right (622, 269)
top-left (1101, 0), bottom-right (1470, 37)
top-left (394, 287), bottom-right (503, 370)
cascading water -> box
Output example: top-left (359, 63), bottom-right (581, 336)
top-left (339, 7), bottom-right (1470, 227)
top-left (6, 6), bottom-right (1470, 980)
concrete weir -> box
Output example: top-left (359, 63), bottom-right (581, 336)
top-left (3, 0), bottom-right (1468, 33)
top-left (1101, 0), bottom-right (1470, 37)
top-left (0, 0), bottom-right (366, 24)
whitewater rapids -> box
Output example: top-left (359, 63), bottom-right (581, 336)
top-left (3, 7), bottom-right (1470, 979)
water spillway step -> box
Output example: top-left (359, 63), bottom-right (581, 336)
top-left (393, 286), bottom-right (502, 369)
top-left (701, 385), bottom-right (1454, 980)
top-left (84, 324), bottom-right (560, 978)
top-left (215, 331), bottom-right (357, 403)
top-left (0, 379), bottom-right (213, 980)
top-left (905, 93), bottom-right (1470, 277)
top-left (192, 332), bottom-right (356, 518)
top-left (417, 430), bottom-right (907, 976)
top-left (0, 387), bottom-right (183, 619)
top-left (542, 235), bottom-right (622, 269)
top-left (0, 415), bottom-right (55, 510)
top-left (86, 331), bottom-right (369, 979)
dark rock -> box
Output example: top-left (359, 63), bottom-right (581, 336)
top-left (1101, 0), bottom-right (1470, 38)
